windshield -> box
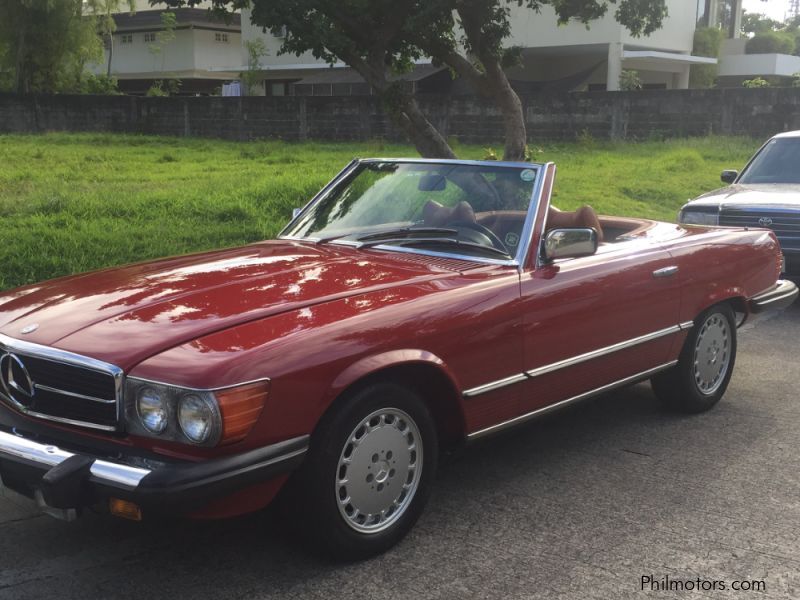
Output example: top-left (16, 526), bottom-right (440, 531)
top-left (739, 138), bottom-right (800, 184)
top-left (283, 161), bottom-right (540, 260)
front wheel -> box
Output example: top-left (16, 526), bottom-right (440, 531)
top-left (651, 304), bottom-right (737, 413)
top-left (289, 381), bottom-right (438, 561)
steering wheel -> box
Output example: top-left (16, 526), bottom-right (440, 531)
top-left (446, 221), bottom-right (509, 254)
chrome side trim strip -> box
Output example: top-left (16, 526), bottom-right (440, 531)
top-left (34, 384), bottom-right (116, 404)
top-left (524, 325), bottom-right (681, 379)
top-left (466, 360), bottom-right (678, 441)
top-left (0, 430), bottom-right (149, 488)
top-left (463, 373), bottom-right (529, 398)
top-left (463, 324), bottom-right (685, 399)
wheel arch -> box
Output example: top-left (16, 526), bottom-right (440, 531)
top-left (692, 291), bottom-right (749, 326)
top-left (321, 351), bottom-right (467, 451)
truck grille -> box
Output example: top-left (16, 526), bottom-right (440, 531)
top-left (0, 335), bottom-right (121, 431)
top-left (719, 209), bottom-right (800, 252)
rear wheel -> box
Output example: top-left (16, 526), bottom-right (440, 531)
top-left (290, 381), bottom-right (438, 561)
top-left (651, 304), bottom-right (737, 413)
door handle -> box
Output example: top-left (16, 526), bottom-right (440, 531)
top-left (653, 266), bottom-right (679, 278)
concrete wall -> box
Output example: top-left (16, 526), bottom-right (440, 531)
top-left (2, 89), bottom-right (799, 143)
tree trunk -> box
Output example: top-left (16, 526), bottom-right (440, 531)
top-left (386, 94), bottom-right (456, 159)
top-left (483, 61), bottom-right (527, 162)
top-left (106, 32), bottom-right (114, 78)
top-left (346, 55), bottom-right (456, 159)
top-left (15, 27), bottom-right (27, 94)
top-left (447, 5), bottom-right (529, 162)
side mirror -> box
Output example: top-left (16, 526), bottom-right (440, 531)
top-left (542, 228), bottom-right (598, 261)
top-left (292, 207), bottom-right (303, 219)
top-left (721, 170), bottom-right (738, 184)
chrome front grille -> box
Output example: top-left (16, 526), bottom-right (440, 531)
top-left (0, 334), bottom-right (121, 431)
top-left (719, 209), bottom-right (800, 251)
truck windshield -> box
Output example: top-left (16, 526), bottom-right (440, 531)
top-left (739, 138), bottom-right (800, 184)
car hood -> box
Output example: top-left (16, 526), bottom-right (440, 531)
top-left (689, 184), bottom-right (800, 210)
top-left (0, 241), bottom-right (456, 370)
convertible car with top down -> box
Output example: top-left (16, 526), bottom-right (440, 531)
top-left (0, 158), bottom-right (796, 559)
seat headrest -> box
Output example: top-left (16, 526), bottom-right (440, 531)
top-left (423, 200), bottom-right (476, 226)
top-left (547, 205), bottom-right (604, 242)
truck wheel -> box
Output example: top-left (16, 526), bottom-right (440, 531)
top-left (292, 381), bottom-right (438, 561)
top-left (651, 304), bottom-right (737, 413)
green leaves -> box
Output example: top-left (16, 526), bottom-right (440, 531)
top-left (0, 0), bottom-right (123, 93)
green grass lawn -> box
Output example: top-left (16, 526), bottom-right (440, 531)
top-left (0, 132), bottom-right (759, 291)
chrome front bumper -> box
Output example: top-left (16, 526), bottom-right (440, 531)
top-left (0, 430), bottom-right (149, 489)
top-left (0, 427), bottom-right (309, 517)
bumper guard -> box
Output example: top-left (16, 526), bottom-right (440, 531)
top-left (0, 428), bottom-right (308, 516)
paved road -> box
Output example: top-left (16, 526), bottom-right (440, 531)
top-left (1, 304), bottom-right (798, 600)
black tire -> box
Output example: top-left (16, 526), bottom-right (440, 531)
top-left (651, 304), bottom-right (737, 413)
top-left (287, 381), bottom-right (438, 561)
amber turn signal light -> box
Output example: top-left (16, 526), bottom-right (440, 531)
top-left (109, 498), bottom-right (143, 521)
top-left (215, 381), bottom-right (268, 444)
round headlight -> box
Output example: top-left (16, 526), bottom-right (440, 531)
top-left (137, 387), bottom-right (168, 434)
top-left (178, 394), bottom-right (217, 444)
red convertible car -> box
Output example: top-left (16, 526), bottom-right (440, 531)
top-left (0, 159), bottom-right (796, 559)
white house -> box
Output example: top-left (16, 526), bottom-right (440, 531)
top-left (95, 0), bottom-right (762, 96)
top-left (92, 6), bottom-right (242, 95)
top-left (235, 0), bottom-right (733, 96)
top-left (718, 37), bottom-right (800, 86)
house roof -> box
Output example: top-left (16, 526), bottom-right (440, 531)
top-left (114, 8), bottom-right (241, 32)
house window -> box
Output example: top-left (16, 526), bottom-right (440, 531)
top-left (215, 33), bottom-right (229, 43)
top-left (144, 32), bottom-right (156, 43)
top-left (121, 34), bottom-right (133, 44)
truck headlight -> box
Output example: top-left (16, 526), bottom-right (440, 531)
top-left (124, 378), bottom-right (268, 446)
top-left (679, 208), bottom-right (719, 226)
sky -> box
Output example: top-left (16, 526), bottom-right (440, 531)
top-left (743, 0), bottom-right (794, 21)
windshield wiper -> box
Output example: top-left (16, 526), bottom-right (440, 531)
top-left (314, 232), bottom-right (355, 245)
top-left (361, 236), bottom-right (512, 259)
top-left (314, 226), bottom-right (456, 246)
top-left (354, 226), bottom-right (459, 243)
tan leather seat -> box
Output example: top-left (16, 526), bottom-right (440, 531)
top-left (423, 200), bottom-right (476, 227)
top-left (546, 205), bottom-right (604, 242)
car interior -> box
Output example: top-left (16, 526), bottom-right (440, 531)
top-left (421, 199), bottom-right (657, 256)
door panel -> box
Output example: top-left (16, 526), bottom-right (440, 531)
top-left (518, 240), bottom-right (682, 413)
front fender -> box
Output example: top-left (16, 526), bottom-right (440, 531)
top-left (327, 349), bottom-right (462, 401)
